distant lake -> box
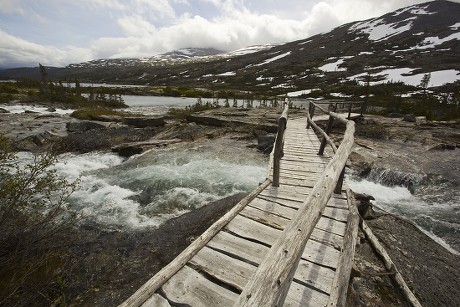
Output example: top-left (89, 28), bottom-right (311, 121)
top-left (121, 95), bottom-right (197, 116)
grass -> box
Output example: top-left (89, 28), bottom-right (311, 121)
top-left (70, 107), bottom-right (127, 120)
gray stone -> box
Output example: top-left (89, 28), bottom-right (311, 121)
top-left (0, 108), bottom-right (9, 113)
top-left (123, 117), bottom-right (165, 128)
top-left (66, 121), bottom-right (106, 132)
top-left (403, 114), bottom-right (416, 122)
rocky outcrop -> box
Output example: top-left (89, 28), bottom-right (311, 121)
top-left (66, 121), bottom-right (107, 132)
top-left (123, 117), bottom-right (165, 128)
top-left (111, 139), bottom-right (181, 157)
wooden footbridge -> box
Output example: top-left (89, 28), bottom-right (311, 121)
top-left (120, 102), bottom-right (362, 307)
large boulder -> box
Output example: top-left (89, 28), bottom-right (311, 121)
top-left (257, 135), bottom-right (276, 154)
top-left (403, 114), bottom-right (416, 122)
top-left (66, 121), bottom-right (106, 132)
top-left (123, 117), bottom-right (165, 128)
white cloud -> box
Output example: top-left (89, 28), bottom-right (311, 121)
top-left (0, 0), bottom-right (26, 14)
top-left (1, 0), bottom-right (457, 67)
top-left (0, 29), bottom-right (93, 67)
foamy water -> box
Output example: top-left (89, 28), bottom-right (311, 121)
top-left (0, 104), bottom-right (74, 114)
top-left (347, 176), bottom-right (460, 254)
top-left (13, 139), bottom-right (267, 230)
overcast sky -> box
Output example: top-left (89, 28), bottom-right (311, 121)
top-left (0, 0), bottom-right (453, 68)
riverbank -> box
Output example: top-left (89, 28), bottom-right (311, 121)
top-left (1, 103), bottom-right (459, 306)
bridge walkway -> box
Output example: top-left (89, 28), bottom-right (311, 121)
top-left (121, 116), bottom-right (356, 307)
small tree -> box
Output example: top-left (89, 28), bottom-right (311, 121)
top-left (38, 63), bottom-right (49, 94)
top-left (0, 137), bottom-right (79, 305)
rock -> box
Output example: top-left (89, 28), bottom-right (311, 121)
top-left (403, 114), bottom-right (416, 122)
top-left (112, 145), bottom-right (143, 157)
top-left (348, 151), bottom-right (373, 176)
top-left (66, 121), bottom-right (106, 132)
top-left (429, 143), bottom-right (457, 150)
top-left (24, 110), bottom-right (38, 114)
top-left (415, 116), bottom-right (426, 123)
top-left (0, 108), bottom-right (9, 113)
top-left (387, 113), bottom-right (404, 118)
top-left (14, 131), bottom-right (61, 151)
top-left (256, 135), bottom-right (276, 154)
top-left (47, 107), bottom-right (56, 112)
top-left (91, 115), bottom-right (124, 122)
top-left (112, 139), bottom-right (181, 157)
top-left (123, 117), bottom-right (165, 128)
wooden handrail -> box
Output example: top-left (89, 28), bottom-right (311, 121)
top-left (271, 103), bottom-right (289, 187)
top-left (235, 119), bottom-right (355, 307)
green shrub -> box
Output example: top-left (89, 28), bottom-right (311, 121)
top-left (0, 137), bottom-right (79, 305)
top-left (70, 107), bottom-right (126, 120)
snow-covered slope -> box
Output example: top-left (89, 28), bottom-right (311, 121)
top-left (2, 1), bottom-right (459, 96)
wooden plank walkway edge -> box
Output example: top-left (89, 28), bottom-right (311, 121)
top-left (119, 179), bottom-right (272, 307)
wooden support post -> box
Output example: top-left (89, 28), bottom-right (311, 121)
top-left (334, 166), bottom-right (346, 194)
top-left (272, 104), bottom-right (289, 187)
top-left (318, 115), bottom-right (334, 155)
top-left (347, 102), bottom-right (352, 119)
top-left (307, 103), bottom-right (315, 129)
top-left (272, 119), bottom-right (286, 187)
top-left (327, 189), bottom-right (360, 307)
top-left (361, 221), bottom-right (422, 307)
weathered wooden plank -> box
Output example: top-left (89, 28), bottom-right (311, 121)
top-left (260, 186), bottom-right (347, 203)
top-left (361, 220), bottom-right (423, 307)
top-left (189, 246), bottom-right (254, 291)
top-left (246, 200), bottom-right (346, 236)
top-left (327, 190), bottom-right (360, 307)
top-left (251, 197), bottom-right (347, 222)
top-left (161, 266), bottom-right (238, 307)
top-left (141, 294), bottom-right (171, 307)
top-left (284, 282), bottom-right (330, 307)
top-left (240, 205), bottom-right (287, 230)
top-left (226, 215), bottom-right (340, 268)
top-left (207, 231), bottom-right (336, 295)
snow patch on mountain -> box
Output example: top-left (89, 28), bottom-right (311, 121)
top-left (350, 17), bottom-right (414, 41)
top-left (417, 32), bottom-right (460, 49)
top-left (349, 68), bottom-right (460, 87)
top-left (254, 51), bottom-right (292, 67)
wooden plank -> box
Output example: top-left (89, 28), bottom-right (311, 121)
top-left (189, 246), bottom-right (254, 291)
top-left (207, 231), bottom-right (336, 295)
top-left (161, 265), bottom-right (238, 307)
top-left (141, 294), bottom-right (171, 307)
top-left (238, 206), bottom-right (344, 247)
top-left (260, 186), bottom-right (347, 202)
top-left (252, 197), bottom-right (347, 222)
top-left (247, 199), bottom-right (346, 236)
top-left (226, 215), bottom-right (340, 268)
top-left (361, 220), bottom-right (423, 307)
top-left (284, 282), bottom-right (329, 307)
top-left (327, 189), bottom-right (360, 307)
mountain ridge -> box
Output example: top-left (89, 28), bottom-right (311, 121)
top-left (1, 0), bottom-right (459, 97)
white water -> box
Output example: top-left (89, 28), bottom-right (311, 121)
top-left (347, 176), bottom-right (460, 254)
top-left (14, 139), bottom-right (267, 230)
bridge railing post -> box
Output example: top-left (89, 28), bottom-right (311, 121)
top-left (334, 166), bottom-right (346, 194)
top-left (318, 114), bottom-right (334, 156)
top-left (347, 102), bottom-right (353, 119)
top-left (306, 102), bottom-right (315, 129)
top-left (272, 103), bottom-right (289, 187)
